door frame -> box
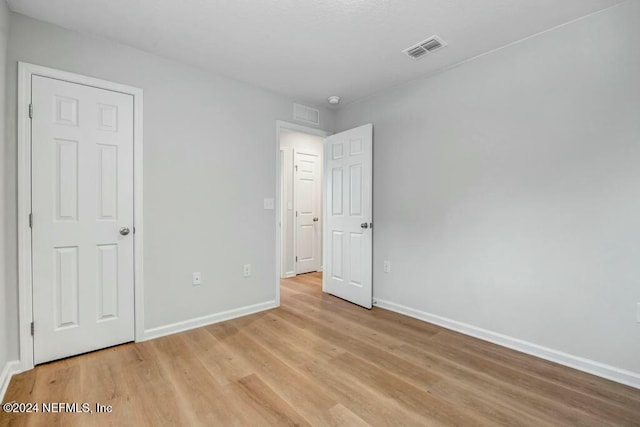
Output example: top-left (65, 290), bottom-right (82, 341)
top-left (275, 120), bottom-right (330, 306)
top-left (17, 62), bottom-right (144, 371)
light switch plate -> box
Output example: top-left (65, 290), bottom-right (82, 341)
top-left (192, 272), bottom-right (201, 286)
top-left (264, 198), bottom-right (275, 210)
top-left (383, 261), bottom-right (391, 273)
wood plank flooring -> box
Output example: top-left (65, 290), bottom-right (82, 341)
top-left (2, 272), bottom-right (640, 426)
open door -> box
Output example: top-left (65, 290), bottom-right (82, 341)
top-left (323, 124), bottom-right (373, 308)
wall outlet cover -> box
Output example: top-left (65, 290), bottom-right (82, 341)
top-left (264, 198), bottom-right (275, 210)
top-left (243, 264), bottom-right (251, 277)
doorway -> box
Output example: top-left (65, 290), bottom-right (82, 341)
top-left (275, 121), bottom-right (374, 309)
top-left (280, 128), bottom-right (325, 278)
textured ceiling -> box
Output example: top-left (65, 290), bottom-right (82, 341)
top-left (7, 0), bottom-right (626, 106)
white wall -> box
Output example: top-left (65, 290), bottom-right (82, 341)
top-left (0, 0), bottom-right (10, 376)
top-left (337, 1), bottom-right (640, 377)
top-left (3, 0), bottom-right (639, 389)
top-left (3, 13), bottom-right (336, 354)
top-left (279, 129), bottom-right (324, 277)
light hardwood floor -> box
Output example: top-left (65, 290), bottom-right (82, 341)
top-left (2, 272), bottom-right (640, 426)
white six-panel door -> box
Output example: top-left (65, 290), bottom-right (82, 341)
top-left (295, 150), bottom-right (322, 274)
top-left (31, 75), bottom-right (135, 364)
top-left (323, 124), bottom-right (373, 308)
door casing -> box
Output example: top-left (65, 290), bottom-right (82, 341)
top-left (17, 62), bottom-right (144, 372)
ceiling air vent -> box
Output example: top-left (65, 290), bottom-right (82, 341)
top-left (293, 103), bottom-right (320, 125)
top-left (403, 35), bottom-right (447, 60)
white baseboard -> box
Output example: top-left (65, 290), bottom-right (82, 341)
top-left (141, 300), bottom-right (278, 342)
top-left (374, 298), bottom-right (640, 390)
top-left (1, 360), bottom-right (23, 402)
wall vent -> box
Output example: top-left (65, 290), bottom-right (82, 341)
top-left (293, 103), bottom-right (320, 125)
top-left (402, 35), bottom-right (447, 60)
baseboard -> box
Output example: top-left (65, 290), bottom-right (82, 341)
top-left (1, 360), bottom-right (23, 402)
top-left (141, 300), bottom-right (278, 341)
top-left (374, 298), bottom-right (640, 390)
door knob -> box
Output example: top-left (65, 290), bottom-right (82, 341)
top-left (313, 217), bottom-right (319, 222)
top-left (119, 227), bottom-right (131, 236)
top-left (360, 223), bottom-right (369, 229)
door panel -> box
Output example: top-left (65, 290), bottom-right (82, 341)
top-left (54, 247), bottom-right (79, 328)
top-left (331, 231), bottom-right (344, 280)
top-left (324, 124), bottom-right (373, 308)
top-left (98, 144), bottom-right (118, 220)
top-left (295, 150), bottom-right (322, 274)
top-left (332, 168), bottom-right (343, 215)
top-left (31, 75), bottom-right (135, 364)
top-left (350, 164), bottom-right (362, 215)
top-left (97, 244), bottom-right (119, 320)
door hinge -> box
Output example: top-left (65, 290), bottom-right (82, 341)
top-left (295, 164), bottom-right (298, 172)
top-left (28, 103), bottom-right (33, 119)
top-left (296, 211), bottom-right (298, 217)
top-left (295, 256), bottom-right (298, 262)
top-left (30, 322), bottom-right (34, 336)
top-left (29, 213), bottom-right (33, 228)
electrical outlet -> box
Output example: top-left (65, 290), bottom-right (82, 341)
top-left (263, 198), bottom-right (275, 210)
top-left (383, 260), bottom-right (391, 273)
top-left (192, 272), bottom-right (201, 286)
top-left (243, 264), bottom-right (251, 278)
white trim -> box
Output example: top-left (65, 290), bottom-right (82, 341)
top-left (292, 147), bottom-right (298, 275)
top-left (374, 298), bottom-right (640, 390)
top-left (17, 62), bottom-right (144, 371)
top-left (0, 361), bottom-right (23, 402)
top-left (141, 301), bottom-right (278, 341)
top-left (279, 145), bottom-right (296, 279)
top-left (275, 121), bottom-right (331, 306)
top-left (278, 149), bottom-right (287, 278)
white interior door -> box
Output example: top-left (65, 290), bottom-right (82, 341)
top-left (295, 150), bottom-right (322, 274)
top-left (323, 124), bottom-right (373, 308)
top-left (31, 75), bottom-right (135, 364)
